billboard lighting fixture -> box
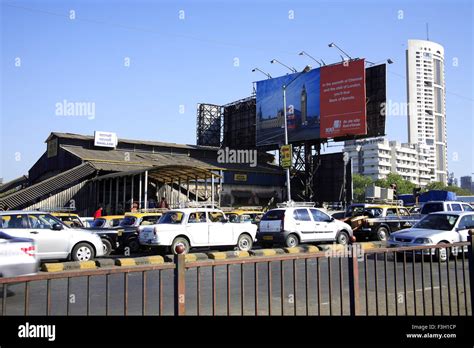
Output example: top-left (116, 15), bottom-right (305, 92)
top-left (366, 59), bottom-right (394, 66)
top-left (252, 68), bottom-right (272, 79)
top-left (298, 51), bottom-right (323, 67)
top-left (328, 42), bottom-right (353, 60)
top-left (270, 59), bottom-right (297, 73)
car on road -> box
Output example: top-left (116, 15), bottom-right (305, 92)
top-left (0, 231), bottom-right (38, 278)
top-left (53, 212), bottom-right (120, 256)
top-left (118, 211), bottom-right (165, 253)
top-left (387, 211), bottom-right (474, 262)
top-left (350, 205), bottom-right (420, 241)
top-left (257, 204), bottom-right (354, 248)
top-left (138, 208), bottom-right (257, 254)
top-left (420, 201), bottom-right (473, 215)
top-left (226, 207), bottom-right (264, 225)
top-left (0, 211), bottom-right (105, 261)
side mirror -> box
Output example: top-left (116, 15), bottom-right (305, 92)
top-left (52, 223), bottom-right (63, 231)
top-left (327, 217), bottom-right (335, 222)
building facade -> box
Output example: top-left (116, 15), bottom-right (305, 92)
top-left (343, 137), bottom-right (432, 186)
top-left (460, 176), bottom-right (473, 193)
top-left (406, 39), bottom-right (448, 184)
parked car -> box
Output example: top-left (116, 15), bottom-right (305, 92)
top-left (0, 231), bottom-right (38, 278)
top-left (420, 201), bottom-right (473, 215)
top-left (349, 205), bottom-right (420, 241)
top-left (257, 205), bottom-right (354, 248)
top-left (119, 211), bottom-right (165, 253)
top-left (387, 211), bottom-right (474, 262)
top-left (0, 211), bottom-right (104, 261)
top-left (226, 207), bottom-right (264, 225)
top-left (90, 215), bottom-right (124, 229)
top-left (138, 208), bottom-right (257, 255)
top-left (53, 212), bottom-right (120, 256)
top-left (79, 217), bottom-right (95, 228)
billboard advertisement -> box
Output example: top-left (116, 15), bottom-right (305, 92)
top-left (256, 59), bottom-right (366, 146)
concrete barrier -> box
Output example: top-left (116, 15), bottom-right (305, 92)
top-left (41, 260), bottom-right (97, 272)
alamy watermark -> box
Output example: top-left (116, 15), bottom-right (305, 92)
top-left (324, 243), bottom-right (364, 261)
top-left (55, 99), bottom-right (95, 120)
top-left (217, 147), bottom-right (257, 167)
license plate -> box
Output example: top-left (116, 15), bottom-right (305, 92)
top-left (263, 235), bottom-right (273, 241)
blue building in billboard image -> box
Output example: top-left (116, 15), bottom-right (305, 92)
top-left (256, 68), bottom-right (320, 147)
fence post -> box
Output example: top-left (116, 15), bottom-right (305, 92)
top-left (348, 243), bottom-right (361, 316)
top-left (174, 245), bottom-right (186, 316)
top-left (468, 230), bottom-right (474, 316)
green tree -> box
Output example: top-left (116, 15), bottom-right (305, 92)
top-left (352, 174), bottom-right (373, 202)
top-left (426, 181), bottom-right (473, 196)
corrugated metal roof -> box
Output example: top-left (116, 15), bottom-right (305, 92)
top-left (0, 175), bottom-right (29, 194)
top-left (47, 132), bottom-right (219, 151)
top-left (0, 163), bottom-right (96, 210)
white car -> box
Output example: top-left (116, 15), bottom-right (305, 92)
top-left (420, 201), bottom-right (473, 215)
top-left (257, 205), bottom-right (354, 247)
top-left (138, 208), bottom-right (257, 254)
top-left (0, 211), bottom-right (105, 261)
top-left (387, 211), bottom-right (474, 261)
top-left (0, 231), bottom-right (38, 278)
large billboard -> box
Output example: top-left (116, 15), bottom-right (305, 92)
top-left (256, 59), bottom-right (366, 146)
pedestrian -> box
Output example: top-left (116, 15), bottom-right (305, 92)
top-left (159, 197), bottom-right (169, 209)
top-left (93, 206), bottom-right (103, 219)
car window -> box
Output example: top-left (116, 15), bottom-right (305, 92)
top-left (91, 218), bottom-right (106, 228)
top-left (421, 203), bottom-right (444, 214)
top-left (0, 215), bottom-right (29, 229)
top-left (121, 216), bottom-right (138, 226)
top-left (159, 211), bottom-right (185, 224)
top-left (188, 212), bottom-right (207, 223)
top-left (111, 218), bottom-right (123, 227)
top-left (227, 214), bottom-right (239, 223)
top-left (28, 214), bottom-right (61, 230)
top-left (362, 208), bottom-right (383, 218)
top-left (310, 209), bottom-right (330, 222)
top-left (209, 212), bottom-right (225, 223)
top-left (262, 210), bottom-right (285, 220)
top-left (414, 214), bottom-right (458, 231)
top-left (398, 208), bottom-right (409, 216)
top-left (451, 204), bottom-right (462, 211)
top-left (458, 215), bottom-right (474, 230)
top-left (140, 216), bottom-right (160, 225)
top-left (462, 204), bottom-right (473, 211)
top-left (294, 209), bottom-right (311, 221)
top-left (386, 208), bottom-right (397, 216)
top-left (241, 215), bottom-right (252, 222)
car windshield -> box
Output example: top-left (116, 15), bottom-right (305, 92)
top-left (414, 214), bottom-right (459, 231)
top-left (28, 214), bottom-right (64, 229)
top-left (158, 211), bottom-right (184, 224)
top-left (91, 218), bottom-right (106, 228)
top-left (120, 216), bottom-right (138, 226)
top-left (262, 210), bottom-right (285, 220)
top-left (421, 203), bottom-right (444, 215)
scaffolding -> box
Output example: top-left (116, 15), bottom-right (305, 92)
top-left (196, 103), bottom-right (222, 147)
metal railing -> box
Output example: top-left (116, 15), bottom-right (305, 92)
top-left (1, 237), bottom-right (472, 316)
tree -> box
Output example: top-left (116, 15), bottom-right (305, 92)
top-left (352, 174), bottom-right (373, 202)
top-left (426, 181), bottom-right (473, 196)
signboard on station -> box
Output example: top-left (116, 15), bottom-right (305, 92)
top-left (280, 144), bottom-right (292, 169)
top-left (94, 131), bottom-right (118, 148)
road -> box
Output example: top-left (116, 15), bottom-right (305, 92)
top-left (1, 251), bottom-right (471, 316)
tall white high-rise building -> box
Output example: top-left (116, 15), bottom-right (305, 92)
top-left (406, 39), bottom-right (448, 184)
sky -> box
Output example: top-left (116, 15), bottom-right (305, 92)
top-left (1, 0), bottom-right (473, 182)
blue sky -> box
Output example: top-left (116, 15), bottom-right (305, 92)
top-left (1, 0), bottom-right (473, 182)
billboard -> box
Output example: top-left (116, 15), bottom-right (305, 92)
top-left (256, 59), bottom-right (366, 146)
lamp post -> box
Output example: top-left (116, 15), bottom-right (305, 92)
top-left (282, 65), bottom-right (312, 202)
top-left (328, 42), bottom-right (353, 60)
top-left (298, 51), bottom-right (324, 67)
top-left (270, 59), bottom-right (297, 73)
top-left (366, 58), bottom-right (394, 66)
top-left (251, 67), bottom-right (272, 79)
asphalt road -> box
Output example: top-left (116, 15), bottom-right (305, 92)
top-left (1, 252), bottom-right (471, 316)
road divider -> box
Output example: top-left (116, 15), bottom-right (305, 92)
top-left (41, 260), bottom-right (97, 272)
top-left (115, 256), bottom-right (164, 266)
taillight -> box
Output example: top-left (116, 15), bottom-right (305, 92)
top-left (21, 245), bottom-right (36, 257)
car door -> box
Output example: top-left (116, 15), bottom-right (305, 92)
top-left (208, 211), bottom-right (234, 246)
top-left (310, 209), bottom-right (337, 241)
top-left (186, 211), bottom-right (209, 246)
top-left (27, 214), bottom-right (70, 259)
top-left (456, 214), bottom-right (474, 242)
top-left (293, 209), bottom-right (316, 242)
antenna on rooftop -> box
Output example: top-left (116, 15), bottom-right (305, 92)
top-left (426, 23), bottom-right (430, 41)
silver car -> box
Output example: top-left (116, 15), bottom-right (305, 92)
top-left (0, 211), bottom-right (104, 261)
top-left (0, 231), bottom-right (38, 278)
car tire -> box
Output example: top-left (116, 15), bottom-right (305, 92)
top-left (127, 238), bottom-right (140, 254)
top-left (336, 231), bottom-right (349, 245)
top-left (101, 238), bottom-right (112, 256)
top-left (285, 234), bottom-right (299, 248)
top-left (72, 242), bottom-right (95, 261)
top-left (435, 244), bottom-right (450, 262)
top-left (171, 237), bottom-right (190, 255)
top-left (237, 234), bottom-right (253, 251)
top-left (376, 227), bottom-right (390, 242)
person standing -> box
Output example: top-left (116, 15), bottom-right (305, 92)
top-left (93, 206), bottom-right (103, 219)
top-left (159, 197), bottom-right (169, 209)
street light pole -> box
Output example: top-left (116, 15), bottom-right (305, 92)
top-left (282, 84), bottom-right (291, 201)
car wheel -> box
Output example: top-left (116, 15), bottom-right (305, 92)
top-left (237, 234), bottom-right (253, 251)
top-left (436, 244), bottom-right (450, 262)
top-left (101, 238), bottom-right (112, 256)
top-left (376, 227), bottom-right (390, 241)
top-left (336, 231), bottom-right (349, 245)
top-left (171, 237), bottom-right (190, 255)
top-left (72, 242), bottom-right (95, 261)
top-left (127, 238), bottom-right (140, 254)
top-left (285, 234), bottom-right (299, 248)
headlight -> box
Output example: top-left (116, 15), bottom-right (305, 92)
top-left (414, 237), bottom-right (432, 244)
